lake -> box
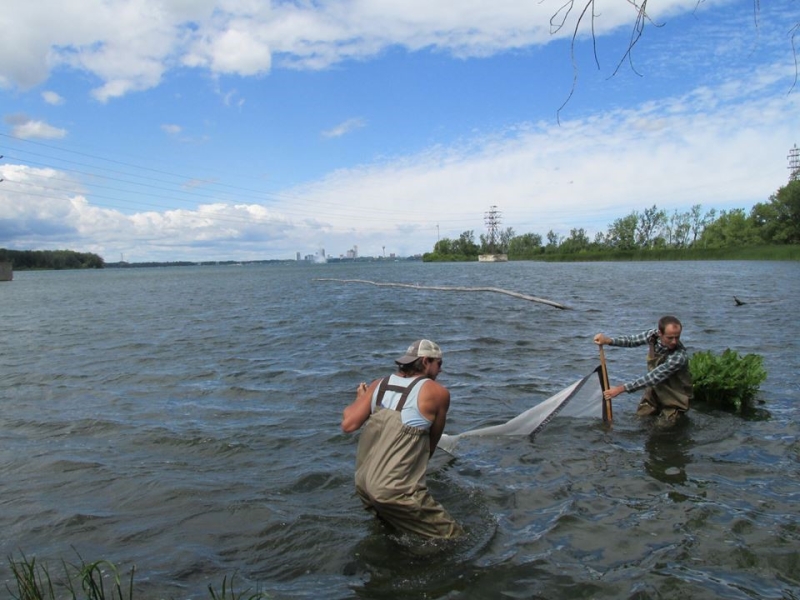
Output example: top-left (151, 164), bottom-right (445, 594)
top-left (1, 260), bottom-right (798, 599)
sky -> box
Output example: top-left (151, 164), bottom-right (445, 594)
top-left (1, 0), bottom-right (798, 262)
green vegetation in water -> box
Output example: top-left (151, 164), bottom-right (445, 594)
top-left (689, 349), bottom-right (767, 412)
top-left (6, 554), bottom-right (270, 600)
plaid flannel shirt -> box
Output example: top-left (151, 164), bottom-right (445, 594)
top-left (609, 328), bottom-right (689, 393)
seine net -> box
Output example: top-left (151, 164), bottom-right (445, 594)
top-left (438, 366), bottom-right (609, 455)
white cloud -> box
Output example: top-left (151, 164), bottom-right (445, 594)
top-left (42, 90), bottom-right (64, 105)
top-left (3, 114), bottom-right (67, 139)
top-left (2, 64), bottom-right (794, 262)
top-left (248, 75), bottom-right (798, 256)
top-left (0, 0), bottom-right (723, 98)
top-left (0, 0), bottom-right (793, 261)
top-left (162, 123), bottom-right (182, 134)
top-left (203, 26), bottom-right (273, 75)
top-left (322, 118), bottom-right (366, 139)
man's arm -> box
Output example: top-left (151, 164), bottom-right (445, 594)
top-left (595, 329), bottom-right (656, 400)
top-left (623, 349), bottom-right (688, 393)
top-left (597, 329), bottom-right (654, 348)
top-left (341, 380), bottom-right (379, 433)
top-left (422, 382), bottom-right (451, 456)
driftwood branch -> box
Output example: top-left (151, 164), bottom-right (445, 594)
top-left (314, 278), bottom-right (570, 310)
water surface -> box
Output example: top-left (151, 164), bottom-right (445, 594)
top-left (1, 261), bottom-right (798, 599)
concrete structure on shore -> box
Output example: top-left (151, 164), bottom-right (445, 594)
top-left (478, 254), bottom-right (508, 262)
top-left (0, 261), bottom-right (12, 281)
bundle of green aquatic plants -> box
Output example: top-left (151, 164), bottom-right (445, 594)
top-left (6, 553), bottom-right (133, 600)
top-left (689, 348), bottom-right (767, 412)
top-left (6, 553), bottom-right (270, 600)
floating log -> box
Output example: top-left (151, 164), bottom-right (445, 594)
top-left (315, 278), bottom-right (569, 310)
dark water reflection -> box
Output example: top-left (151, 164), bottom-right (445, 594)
top-left (1, 261), bottom-right (798, 599)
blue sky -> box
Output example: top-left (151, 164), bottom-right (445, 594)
top-left (1, 0), bottom-right (798, 262)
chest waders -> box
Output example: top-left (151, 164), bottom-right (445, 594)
top-left (637, 338), bottom-right (694, 423)
top-left (354, 376), bottom-right (463, 539)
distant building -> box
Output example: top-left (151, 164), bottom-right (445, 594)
top-left (303, 250), bottom-right (327, 263)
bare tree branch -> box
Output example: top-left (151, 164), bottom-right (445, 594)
top-left (557, 0), bottom-right (661, 122)
top-left (554, 0), bottom-right (798, 120)
top-left (790, 22), bottom-right (799, 93)
top-left (608, 0), bottom-right (664, 80)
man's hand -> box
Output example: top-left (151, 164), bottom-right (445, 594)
top-left (603, 385), bottom-right (625, 400)
top-left (342, 380), bottom-right (377, 433)
top-left (594, 333), bottom-right (611, 346)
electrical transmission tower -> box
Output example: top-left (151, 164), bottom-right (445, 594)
top-left (788, 144), bottom-right (800, 182)
top-left (484, 205), bottom-right (502, 253)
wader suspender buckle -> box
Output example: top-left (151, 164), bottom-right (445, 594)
top-left (375, 376), bottom-right (427, 412)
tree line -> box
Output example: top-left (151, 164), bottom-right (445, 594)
top-left (0, 248), bottom-right (105, 270)
top-left (424, 180), bottom-right (800, 261)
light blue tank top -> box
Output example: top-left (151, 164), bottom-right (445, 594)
top-left (371, 374), bottom-right (432, 429)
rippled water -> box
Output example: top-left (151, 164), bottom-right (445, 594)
top-left (1, 261), bottom-right (798, 599)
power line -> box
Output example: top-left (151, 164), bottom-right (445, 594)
top-left (0, 135), bottom-right (482, 225)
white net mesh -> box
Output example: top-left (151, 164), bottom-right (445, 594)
top-left (438, 367), bottom-right (608, 454)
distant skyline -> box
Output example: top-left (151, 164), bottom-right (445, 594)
top-left (1, 0), bottom-right (798, 262)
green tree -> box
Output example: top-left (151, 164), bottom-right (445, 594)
top-left (636, 205), bottom-right (667, 248)
top-left (0, 249), bottom-right (104, 269)
top-left (425, 236), bottom-right (475, 261)
top-left (545, 229), bottom-right (561, 253)
top-left (593, 231), bottom-right (607, 249)
top-left (481, 227), bottom-right (516, 254)
top-left (83, 253), bottom-right (105, 269)
top-left (433, 238), bottom-right (454, 255)
top-left (507, 232), bottom-right (543, 258)
top-left (453, 230), bottom-right (480, 256)
top-left (750, 180), bottom-right (800, 244)
top-left (605, 212), bottom-right (638, 250)
top-left (698, 209), bottom-right (760, 248)
top-left (560, 227), bottom-right (590, 253)
top-left (498, 227), bottom-right (515, 253)
top-left (689, 204), bottom-right (716, 247)
top-left (666, 209), bottom-right (692, 248)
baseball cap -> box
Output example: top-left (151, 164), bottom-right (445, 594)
top-left (395, 339), bottom-right (442, 365)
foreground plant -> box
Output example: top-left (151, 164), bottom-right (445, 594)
top-left (7, 553), bottom-right (133, 600)
top-left (689, 349), bottom-right (767, 412)
top-left (7, 553), bottom-right (270, 600)
top-left (73, 559), bottom-right (134, 600)
top-left (207, 574), bottom-right (271, 600)
top-left (8, 552), bottom-right (56, 600)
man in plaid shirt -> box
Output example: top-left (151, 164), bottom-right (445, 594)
top-left (594, 315), bottom-right (693, 424)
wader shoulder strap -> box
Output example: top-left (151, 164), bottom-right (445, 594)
top-left (375, 376), bottom-right (427, 412)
